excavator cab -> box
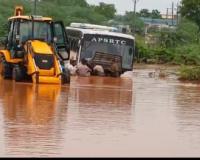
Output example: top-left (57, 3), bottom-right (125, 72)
top-left (0, 6), bottom-right (70, 84)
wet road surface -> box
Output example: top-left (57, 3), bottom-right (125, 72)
top-left (0, 67), bottom-right (200, 157)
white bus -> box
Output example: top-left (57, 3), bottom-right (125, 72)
top-left (66, 23), bottom-right (135, 75)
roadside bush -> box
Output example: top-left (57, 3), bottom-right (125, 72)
top-left (176, 18), bottom-right (199, 44)
top-left (173, 44), bottom-right (200, 65)
top-left (135, 17), bottom-right (200, 66)
top-left (179, 66), bottom-right (200, 81)
top-left (136, 37), bottom-right (174, 64)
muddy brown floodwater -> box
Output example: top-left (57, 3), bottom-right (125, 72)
top-left (0, 66), bottom-right (200, 157)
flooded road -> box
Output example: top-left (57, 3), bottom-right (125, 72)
top-left (0, 66), bottom-right (200, 157)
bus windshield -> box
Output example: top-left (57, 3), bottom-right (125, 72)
top-left (81, 34), bottom-right (135, 70)
top-left (19, 20), bottom-right (52, 43)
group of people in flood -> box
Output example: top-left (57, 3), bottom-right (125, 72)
top-left (66, 58), bottom-right (121, 78)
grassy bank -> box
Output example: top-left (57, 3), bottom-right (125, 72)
top-left (135, 37), bottom-right (200, 81)
top-left (134, 18), bottom-right (200, 81)
top-left (134, 63), bottom-right (200, 82)
top-left (178, 66), bottom-right (200, 81)
top-left (136, 35), bottom-right (200, 66)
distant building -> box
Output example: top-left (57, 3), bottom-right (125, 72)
top-left (139, 17), bottom-right (177, 36)
top-left (107, 20), bottom-right (132, 34)
top-left (161, 14), bottom-right (177, 20)
top-left (114, 25), bottom-right (131, 34)
top-left (140, 17), bottom-right (177, 27)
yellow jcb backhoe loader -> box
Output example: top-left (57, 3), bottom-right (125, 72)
top-left (0, 6), bottom-right (70, 84)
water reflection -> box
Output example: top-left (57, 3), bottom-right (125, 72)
top-left (61, 77), bottom-right (135, 157)
top-left (176, 85), bottom-right (200, 110)
top-left (1, 69), bottom-right (200, 157)
top-left (0, 76), bottom-right (135, 157)
top-left (175, 85), bottom-right (200, 151)
top-left (3, 84), bottom-right (61, 124)
top-left (0, 79), bottom-right (69, 157)
top-left (71, 76), bottom-right (133, 103)
top-left (175, 83), bottom-right (200, 128)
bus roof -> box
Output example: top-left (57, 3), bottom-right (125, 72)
top-left (70, 23), bottom-right (118, 32)
top-left (66, 27), bottom-right (135, 40)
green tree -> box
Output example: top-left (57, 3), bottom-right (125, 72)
top-left (42, 0), bottom-right (88, 7)
top-left (114, 11), bottom-right (145, 34)
top-left (180, 0), bottom-right (200, 31)
top-left (139, 9), bottom-right (151, 17)
top-left (94, 2), bottom-right (116, 20)
top-left (0, 0), bottom-right (111, 36)
top-left (176, 18), bottom-right (199, 44)
top-left (151, 9), bottom-right (161, 19)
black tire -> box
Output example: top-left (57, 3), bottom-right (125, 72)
top-left (0, 56), bottom-right (12, 79)
top-left (61, 68), bottom-right (71, 84)
top-left (13, 66), bottom-right (25, 82)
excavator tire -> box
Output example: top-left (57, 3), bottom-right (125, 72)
top-left (0, 55), bottom-right (13, 79)
top-left (13, 65), bottom-right (25, 82)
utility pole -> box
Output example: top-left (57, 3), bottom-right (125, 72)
top-left (172, 2), bottom-right (174, 26)
top-left (133, 0), bottom-right (137, 34)
top-left (34, 0), bottom-right (37, 15)
top-left (133, 0), bottom-right (138, 35)
top-left (166, 8), bottom-right (169, 20)
top-left (166, 8), bottom-right (169, 25)
top-left (132, 0), bottom-right (139, 62)
top-left (176, 2), bottom-right (180, 25)
top-left (166, 8), bottom-right (172, 26)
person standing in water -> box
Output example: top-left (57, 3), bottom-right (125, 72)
top-left (66, 59), bottom-right (77, 76)
top-left (93, 65), bottom-right (105, 77)
top-left (109, 59), bottom-right (121, 77)
top-left (76, 58), bottom-right (92, 77)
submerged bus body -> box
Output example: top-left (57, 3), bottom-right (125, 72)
top-left (66, 24), bottom-right (135, 74)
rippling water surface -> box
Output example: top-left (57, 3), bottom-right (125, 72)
top-left (0, 67), bottom-right (200, 157)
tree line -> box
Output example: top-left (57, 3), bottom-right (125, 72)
top-left (0, 0), bottom-right (175, 36)
top-left (0, 0), bottom-right (117, 36)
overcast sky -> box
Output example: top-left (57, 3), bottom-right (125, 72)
top-left (87, 0), bottom-right (181, 15)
